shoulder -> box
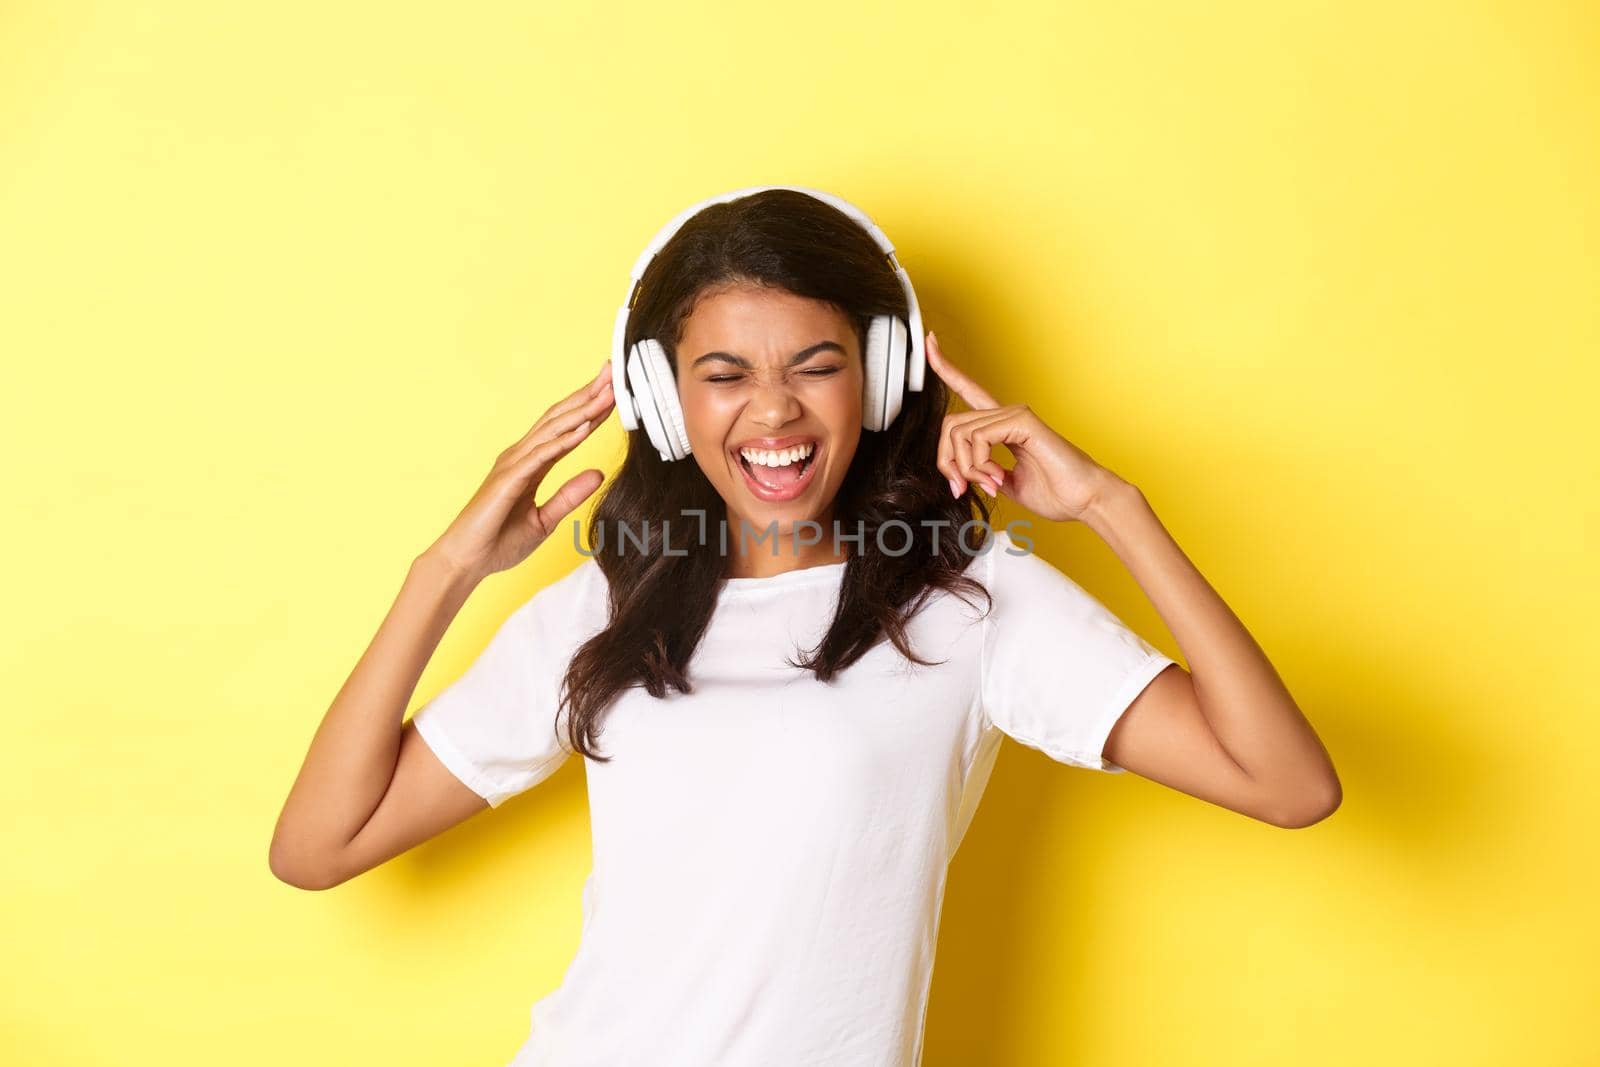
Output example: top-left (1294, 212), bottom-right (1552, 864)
top-left (977, 524), bottom-right (1049, 589)
top-left (977, 523), bottom-right (1108, 622)
top-left (508, 555), bottom-right (610, 643)
top-left (910, 524), bottom-right (1031, 626)
top-left (552, 554), bottom-right (609, 601)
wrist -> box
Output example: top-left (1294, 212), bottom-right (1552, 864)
top-left (411, 545), bottom-right (481, 601)
top-left (1082, 470), bottom-right (1142, 532)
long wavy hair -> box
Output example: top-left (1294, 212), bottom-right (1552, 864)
top-left (560, 189), bottom-right (994, 761)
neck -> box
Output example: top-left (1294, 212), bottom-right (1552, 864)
top-left (722, 506), bottom-right (849, 580)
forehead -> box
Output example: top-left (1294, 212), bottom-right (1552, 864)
top-left (679, 284), bottom-right (855, 353)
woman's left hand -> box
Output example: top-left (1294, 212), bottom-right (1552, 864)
top-left (925, 331), bottom-right (1124, 524)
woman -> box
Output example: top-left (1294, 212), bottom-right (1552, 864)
top-left (269, 187), bottom-right (1341, 1066)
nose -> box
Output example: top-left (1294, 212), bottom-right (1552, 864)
top-left (747, 372), bottom-right (802, 428)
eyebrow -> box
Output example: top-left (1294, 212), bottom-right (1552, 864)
top-left (689, 341), bottom-right (846, 371)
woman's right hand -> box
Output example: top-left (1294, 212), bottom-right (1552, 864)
top-left (428, 360), bottom-right (615, 584)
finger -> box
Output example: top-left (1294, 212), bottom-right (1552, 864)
top-left (966, 428), bottom-right (1004, 492)
top-left (522, 416), bottom-right (596, 479)
top-left (935, 433), bottom-right (965, 500)
top-left (971, 403), bottom-right (1041, 486)
top-left (959, 448), bottom-right (1008, 492)
top-left (953, 409), bottom-right (1016, 494)
top-left (532, 366), bottom-right (613, 439)
top-left (936, 411), bottom-right (991, 498)
top-left (925, 331), bottom-right (1001, 411)
top-left (941, 408), bottom-right (1003, 491)
top-left (934, 409), bottom-right (992, 492)
top-left (543, 362), bottom-right (612, 424)
top-left (966, 409), bottom-right (1017, 460)
top-left (531, 468), bottom-right (606, 540)
top-left (489, 415), bottom-right (597, 522)
top-left (949, 419), bottom-right (976, 490)
top-left (507, 383), bottom-right (614, 467)
top-left (516, 363), bottom-right (614, 450)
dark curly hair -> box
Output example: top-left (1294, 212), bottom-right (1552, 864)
top-left (561, 189), bottom-right (994, 761)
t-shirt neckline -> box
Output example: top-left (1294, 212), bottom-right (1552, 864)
top-left (718, 557), bottom-right (848, 595)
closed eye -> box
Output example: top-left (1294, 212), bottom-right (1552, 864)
top-left (705, 366), bottom-right (842, 384)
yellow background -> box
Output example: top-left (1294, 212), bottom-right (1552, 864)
top-left (3, 2), bottom-right (1595, 1064)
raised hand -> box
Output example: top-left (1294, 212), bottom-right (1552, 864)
top-left (925, 331), bottom-right (1122, 523)
top-left (429, 359), bottom-right (615, 583)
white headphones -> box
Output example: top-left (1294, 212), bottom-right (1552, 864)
top-left (610, 184), bottom-right (927, 462)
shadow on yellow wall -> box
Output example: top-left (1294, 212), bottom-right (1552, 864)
top-left (3, 2), bottom-right (1593, 1065)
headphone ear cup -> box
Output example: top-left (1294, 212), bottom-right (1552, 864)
top-left (862, 315), bottom-right (891, 431)
top-left (611, 328), bottom-right (639, 431)
top-left (626, 339), bottom-right (672, 462)
top-left (632, 338), bottom-right (692, 462)
top-left (881, 315), bottom-right (908, 430)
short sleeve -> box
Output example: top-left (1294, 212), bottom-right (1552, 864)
top-left (410, 560), bottom-right (606, 807)
top-left (979, 530), bottom-right (1177, 773)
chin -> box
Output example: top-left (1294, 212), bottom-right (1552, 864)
top-left (755, 503), bottom-right (831, 530)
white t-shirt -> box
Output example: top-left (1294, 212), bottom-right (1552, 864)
top-left (411, 528), bottom-right (1176, 1067)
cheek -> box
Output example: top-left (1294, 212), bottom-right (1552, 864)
top-left (829, 426), bottom-right (862, 473)
top-left (824, 376), bottom-right (863, 433)
top-left (836, 372), bottom-right (866, 450)
top-left (677, 385), bottom-right (728, 444)
top-left (820, 401), bottom-right (863, 470)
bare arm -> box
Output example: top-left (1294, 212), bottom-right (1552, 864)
top-left (267, 550), bottom-right (486, 890)
top-left (1091, 477), bottom-right (1342, 828)
top-left (268, 360), bottom-right (616, 890)
top-left (926, 330), bottom-right (1340, 829)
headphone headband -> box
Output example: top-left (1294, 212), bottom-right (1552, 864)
top-left (610, 185), bottom-right (926, 441)
top-left (627, 185), bottom-right (898, 282)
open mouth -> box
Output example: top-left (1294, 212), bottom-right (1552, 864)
top-left (734, 440), bottom-right (820, 502)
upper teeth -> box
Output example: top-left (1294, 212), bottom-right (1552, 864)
top-left (740, 442), bottom-right (815, 467)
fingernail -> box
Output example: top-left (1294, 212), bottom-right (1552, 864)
top-left (948, 476), bottom-right (963, 499)
top-left (928, 330), bottom-right (938, 348)
top-left (980, 480), bottom-right (996, 498)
